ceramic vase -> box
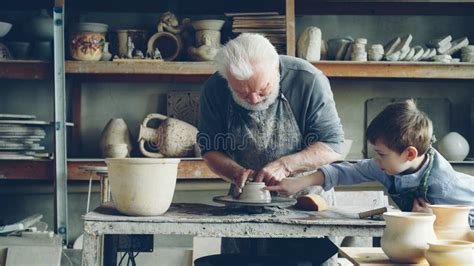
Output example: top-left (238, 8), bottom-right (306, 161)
top-left (70, 23), bottom-right (108, 61)
top-left (381, 212), bottom-right (437, 263)
top-left (99, 118), bottom-right (132, 158)
top-left (437, 132), bottom-right (470, 161)
top-left (106, 158), bottom-right (180, 216)
top-left (425, 240), bottom-right (474, 266)
top-left (430, 205), bottom-right (472, 241)
top-left (138, 113), bottom-right (198, 158)
top-left (100, 42), bottom-right (112, 61)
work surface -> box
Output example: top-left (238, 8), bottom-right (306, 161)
top-left (82, 203), bottom-right (385, 265)
top-left (83, 203), bottom-right (385, 238)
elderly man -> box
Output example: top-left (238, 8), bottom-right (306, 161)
top-left (197, 33), bottom-right (344, 265)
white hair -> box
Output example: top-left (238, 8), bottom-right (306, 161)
top-left (216, 33), bottom-right (279, 81)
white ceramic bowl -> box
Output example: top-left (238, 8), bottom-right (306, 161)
top-left (191, 20), bottom-right (225, 31)
top-left (0, 21), bottom-right (12, 38)
top-left (106, 158), bottom-right (180, 216)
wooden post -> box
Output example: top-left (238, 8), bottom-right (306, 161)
top-left (286, 0), bottom-right (296, 56)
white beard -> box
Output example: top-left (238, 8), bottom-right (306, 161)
top-left (229, 82), bottom-right (280, 112)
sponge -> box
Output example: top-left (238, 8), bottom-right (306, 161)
top-left (295, 194), bottom-right (328, 211)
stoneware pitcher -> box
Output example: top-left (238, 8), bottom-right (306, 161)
top-left (381, 212), bottom-right (437, 263)
top-left (429, 205), bottom-right (473, 241)
top-left (138, 113), bottom-right (198, 158)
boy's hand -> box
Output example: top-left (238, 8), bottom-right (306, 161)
top-left (411, 197), bottom-right (432, 213)
top-left (264, 178), bottom-right (304, 196)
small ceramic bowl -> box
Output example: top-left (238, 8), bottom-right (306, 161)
top-left (239, 182), bottom-right (271, 203)
top-left (425, 240), bottom-right (473, 266)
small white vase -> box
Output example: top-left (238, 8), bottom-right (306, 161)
top-left (437, 132), bottom-right (470, 161)
top-left (100, 42), bottom-right (112, 61)
top-left (381, 212), bottom-right (437, 263)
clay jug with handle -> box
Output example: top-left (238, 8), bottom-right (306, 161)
top-left (138, 113), bottom-right (198, 158)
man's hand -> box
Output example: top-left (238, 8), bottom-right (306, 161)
top-left (231, 169), bottom-right (256, 198)
top-left (254, 160), bottom-right (290, 185)
top-left (264, 178), bottom-right (304, 196)
top-left (412, 197), bottom-right (432, 213)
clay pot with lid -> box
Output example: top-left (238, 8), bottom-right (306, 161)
top-left (69, 23), bottom-right (108, 61)
top-left (381, 212), bottom-right (437, 263)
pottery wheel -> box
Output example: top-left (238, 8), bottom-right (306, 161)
top-left (213, 195), bottom-right (296, 208)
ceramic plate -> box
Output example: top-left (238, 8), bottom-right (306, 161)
top-left (0, 120), bottom-right (49, 125)
top-left (0, 114), bottom-right (36, 120)
top-left (213, 195), bottom-right (297, 208)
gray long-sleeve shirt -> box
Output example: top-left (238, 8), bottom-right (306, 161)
top-left (320, 149), bottom-right (474, 226)
top-left (197, 55), bottom-right (344, 155)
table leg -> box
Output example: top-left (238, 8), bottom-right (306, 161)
top-left (82, 231), bottom-right (101, 266)
top-left (322, 236), bottom-right (339, 266)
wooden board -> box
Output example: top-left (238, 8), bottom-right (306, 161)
top-left (339, 247), bottom-right (428, 266)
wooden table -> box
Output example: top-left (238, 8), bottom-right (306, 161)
top-left (82, 203), bottom-right (385, 266)
top-left (339, 247), bottom-right (429, 266)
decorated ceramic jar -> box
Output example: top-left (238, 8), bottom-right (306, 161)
top-left (69, 23), bottom-right (108, 61)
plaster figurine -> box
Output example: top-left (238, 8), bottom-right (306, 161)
top-left (127, 36), bottom-right (135, 58)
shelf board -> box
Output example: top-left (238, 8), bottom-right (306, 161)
top-left (65, 61), bottom-right (216, 82)
top-left (65, 60), bottom-right (474, 80)
top-left (0, 158), bottom-right (220, 181)
top-left (313, 61), bottom-right (474, 79)
top-left (296, 1), bottom-right (474, 15)
top-left (0, 61), bottom-right (53, 80)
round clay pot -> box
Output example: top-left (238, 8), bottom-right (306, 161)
top-left (106, 158), bottom-right (180, 216)
top-left (69, 23), bottom-right (108, 61)
top-left (425, 240), bottom-right (474, 266)
top-left (429, 205), bottom-right (472, 241)
top-left (239, 182), bottom-right (271, 203)
top-left (437, 132), bottom-right (470, 161)
top-left (381, 212), bottom-right (436, 263)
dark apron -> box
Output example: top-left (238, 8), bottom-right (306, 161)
top-left (226, 89), bottom-right (303, 172)
top-left (388, 148), bottom-right (434, 211)
top-left (222, 89), bottom-right (337, 263)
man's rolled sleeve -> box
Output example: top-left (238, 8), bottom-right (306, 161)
top-left (304, 73), bottom-right (344, 153)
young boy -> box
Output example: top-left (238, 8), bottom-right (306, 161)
top-left (266, 100), bottom-right (474, 225)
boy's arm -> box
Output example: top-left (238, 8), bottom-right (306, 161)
top-left (265, 170), bottom-right (325, 195)
top-left (320, 159), bottom-right (389, 190)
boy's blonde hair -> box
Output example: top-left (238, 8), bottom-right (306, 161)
top-left (366, 99), bottom-right (433, 155)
